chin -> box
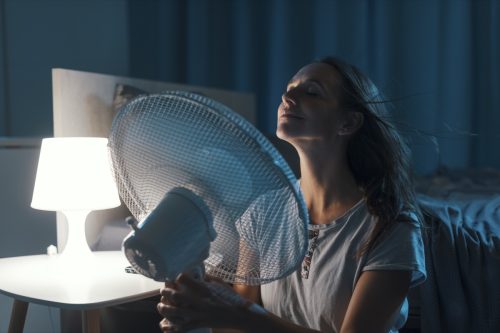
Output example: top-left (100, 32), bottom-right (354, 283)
top-left (276, 127), bottom-right (296, 144)
top-left (276, 127), bottom-right (288, 140)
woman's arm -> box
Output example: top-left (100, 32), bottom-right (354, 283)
top-left (225, 270), bottom-right (411, 333)
top-left (157, 270), bottom-right (411, 333)
top-left (212, 283), bottom-right (260, 333)
top-left (339, 270), bottom-right (411, 333)
top-left (157, 273), bottom-right (321, 333)
top-left (233, 284), bottom-right (260, 304)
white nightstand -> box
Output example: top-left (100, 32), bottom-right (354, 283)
top-left (0, 251), bottom-right (163, 333)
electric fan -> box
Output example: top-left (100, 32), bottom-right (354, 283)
top-left (108, 91), bottom-right (309, 286)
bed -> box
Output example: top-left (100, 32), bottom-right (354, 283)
top-left (410, 168), bottom-right (500, 333)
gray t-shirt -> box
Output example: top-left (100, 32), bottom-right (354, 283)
top-left (260, 199), bottom-right (426, 333)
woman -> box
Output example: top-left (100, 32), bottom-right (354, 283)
top-left (157, 57), bottom-right (426, 333)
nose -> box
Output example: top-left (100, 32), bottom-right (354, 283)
top-left (281, 91), bottom-right (296, 109)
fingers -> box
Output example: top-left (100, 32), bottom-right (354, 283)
top-left (159, 317), bottom-right (205, 333)
top-left (160, 287), bottom-right (184, 306)
top-left (176, 273), bottom-right (212, 297)
top-left (159, 318), bottom-right (180, 333)
top-left (157, 303), bottom-right (207, 332)
top-left (158, 272), bottom-right (234, 331)
top-left (159, 317), bottom-right (176, 332)
top-left (157, 302), bottom-right (199, 318)
top-left (161, 273), bottom-right (211, 306)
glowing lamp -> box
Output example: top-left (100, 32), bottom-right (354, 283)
top-left (31, 137), bottom-right (120, 258)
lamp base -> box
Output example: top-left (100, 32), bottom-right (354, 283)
top-left (59, 210), bottom-right (93, 259)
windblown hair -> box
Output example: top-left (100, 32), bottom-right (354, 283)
top-left (317, 56), bottom-right (421, 256)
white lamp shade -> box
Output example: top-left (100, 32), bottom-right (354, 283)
top-left (31, 137), bottom-right (121, 211)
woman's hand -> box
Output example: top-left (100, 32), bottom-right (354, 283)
top-left (157, 273), bottom-right (251, 332)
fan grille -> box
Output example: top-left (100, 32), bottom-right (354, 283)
top-left (109, 91), bottom-right (308, 285)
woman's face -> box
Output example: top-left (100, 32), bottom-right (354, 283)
top-left (276, 62), bottom-right (347, 145)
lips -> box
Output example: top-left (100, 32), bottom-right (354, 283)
top-left (279, 105), bottom-right (304, 119)
top-left (280, 113), bottom-right (304, 120)
top-left (281, 113), bottom-right (304, 119)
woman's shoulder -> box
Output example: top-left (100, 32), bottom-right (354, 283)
top-left (396, 206), bottom-right (421, 227)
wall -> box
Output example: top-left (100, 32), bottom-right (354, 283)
top-left (0, 139), bottom-right (59, 333)
top-left (0, 0), bottom-right (130, 137)
top-left (2, 0), bottom-right (500, 175)
top-left (0, 1), bottom-right (130, 332)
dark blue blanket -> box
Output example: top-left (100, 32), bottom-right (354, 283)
top-left (417, 194), bottom-right (500, 333)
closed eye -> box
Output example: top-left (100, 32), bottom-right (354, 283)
top-left (285, 80), bottom-right (325, 97)
top-left (306, 88), bottom-right (319, 96)
top-left (305, 85), bottom-right (321, 96)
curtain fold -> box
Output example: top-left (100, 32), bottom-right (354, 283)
top-left (130, 0), bottom-right (500, 174)
top-left (0, 0), bottom-right (9, 136)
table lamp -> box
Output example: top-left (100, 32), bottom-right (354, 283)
top-left (31, 137), bottom-right (121, 258)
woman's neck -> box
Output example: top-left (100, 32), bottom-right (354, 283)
top-left (297, 146), bottom-right (363, 225)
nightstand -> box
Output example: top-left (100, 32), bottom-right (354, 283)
top-left (0, 251), bottom-right (163, 333)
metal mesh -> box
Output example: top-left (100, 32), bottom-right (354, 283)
top-left (109, 91), bottom-right (308, 285)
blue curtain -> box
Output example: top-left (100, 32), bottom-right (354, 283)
top-left (0, 0), bottom-right (8, 136)
top-left (128, 0), bottom-right (499, 175)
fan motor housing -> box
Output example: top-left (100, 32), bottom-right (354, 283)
top-left (122, 187), bottom-right (216, 281)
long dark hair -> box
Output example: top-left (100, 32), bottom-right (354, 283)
top-left (317, 56), bottom-right (421, 256)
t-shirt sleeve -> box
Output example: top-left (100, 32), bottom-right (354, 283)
top-left (362, 211), bottom-right (427, 288)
